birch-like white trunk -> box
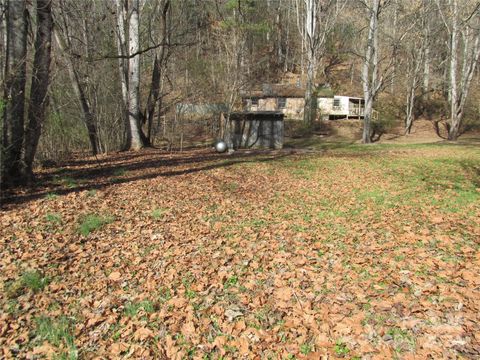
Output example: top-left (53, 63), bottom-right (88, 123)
top-left (303, 0), bottom-right (317, 125)
top-left (444, 0), bottom-right (480, 140)
top-left (405, 42), bottom-right (424, 135)
top-left (422, 9), bottom-right (431, 96)
top-left (127, 0), bottom-right (143, 150)
top-left (115, 0), bottom-right (129, 109)
top-left (448, 0), bottom-right (459, 140)
top-left (361, 0), bottom-right (380, 143)
top-left (405, 74), bottom-right (418, 134)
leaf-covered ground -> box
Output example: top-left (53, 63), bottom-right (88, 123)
top-left (1, 142), bottom-right (480, 359)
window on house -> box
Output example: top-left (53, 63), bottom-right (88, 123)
top-left (333, 98), bottom-right (341, 108)
top-left (278, 97), bottom-right (286, 109)
top-left (251, 97), bottom-right (259, 106)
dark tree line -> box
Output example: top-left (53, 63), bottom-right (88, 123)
top-left (2, 0), bottom-right (52, 185)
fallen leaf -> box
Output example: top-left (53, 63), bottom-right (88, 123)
top-left (134, 327), bottom-right (153, 341)
top-left (108, 271), bottom-right (121, 281)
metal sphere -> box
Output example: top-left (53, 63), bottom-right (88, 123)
top-left (214, 140), bottom-right (227, 153)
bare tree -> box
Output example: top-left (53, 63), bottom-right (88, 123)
top-left (437, 0), bottom-right (480, 140)
top-left (115, 0), bottom-right (129, 126)
top-left (360, 0), bottom-right (409, 143)
top-left (421, 3), bottom-right (432, 97)
top-left (143, 0), bottom-right (171, 145)
top-left (2, 0), bottom-right (27, 182)
top-left (115, 0), bottom-right (145, 150)
top-left (360, 0), bottom-right (380, 143)
top-left (0, 0), bottom-right (6, 90)
top-left (127, 0), bottom-right (143, 149)
top-left (24, 0), bottom-right (53, 178)
top-left (403, 2), bottom-right (432, 134)
top-left (298, 0), bottom-right (344, 126)
top-left (404, 45), bottom-right (423, 134)
top-left (53, 27), bottom-right (100, 155)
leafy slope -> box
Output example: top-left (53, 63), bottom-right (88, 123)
top-left (1, 144), bottom-right (479, 359)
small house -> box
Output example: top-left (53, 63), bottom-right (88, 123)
top-left (226, 111), bottom-right (284, 150)
top-left (242, 84), bottom-right (365, 120)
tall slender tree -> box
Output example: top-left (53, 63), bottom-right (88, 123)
top-left (2, 0), bottom-right (27, 183)
top-left (299, 0), bottom-right (344, 126)
top-left (116, 0), bottom-right (145, 151)
top-left (54, 1), bottom-right (101, 155)
top-left (24, 0), bottom-right (53, 178)
top-left (144, 0), bottom-right (171, 145)
top-left (360, 0), bottom-right (380, 143)
top-left (437, 0), bottom-right (480, 140)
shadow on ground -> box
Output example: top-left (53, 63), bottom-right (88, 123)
top-left (1, 149), bottom-right (291, 208)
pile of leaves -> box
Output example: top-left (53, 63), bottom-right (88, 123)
top-left (1, 144), bottom-right (479, 359)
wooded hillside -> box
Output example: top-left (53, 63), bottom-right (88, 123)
top-left (1, 0), bottom-right (480, 183)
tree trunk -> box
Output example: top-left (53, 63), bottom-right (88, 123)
top-left (0, 0), bottom-right (6, 88)
top-left (144, 0), bottom-right (170, 146)
top-left (303, 55), bottom-right (317, 125)
top-left (361, 0), bottom-right (380, 144)
top-left (448, 0), bottom-right (459, 140)
top-left (115, 0), bottom-right (129, 146)
top-left (422, 9), bottom-right (431, 98)
top-left (24, 0), bottom-right (53, 178)
top-left (303, 0), bottom-right (317, 126)
top-left (145, 54), bottom-right (160, 145)
top-left (445, 0), bottom-right (480, 141)
top-left (125, 0), bottom-right (143, 150)
top-left (405, 47), bottom-right (423, 135)
top-left (405, 83), bottom-right (416, 134)
top-left (53, 29), bottom-right (99, 155)
top-left (3, 0), bottom-right (27, 182)
top-left (362, 98), bottom-right (373, 143)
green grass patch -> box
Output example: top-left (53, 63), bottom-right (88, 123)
top-left (300, 343), bottom-right (313, 355)
top-left (45, 192), bottom-right (59, 200)
top-left (45, 213), bottom-right (62, 225)
top-left (334, 340), bottom-right (350, 357)
top-left (224, 275), bottom-right (238, 289)
top-left (150, 208), bottom-right (166, 220)
top-left (387, 327), bottom-right (416, 353)
top-left (54, 176), bottom-right (77, 188)
top-left (222, 181), bottom-right (239, 192)
top-left (124, 300), bottom-right (155, 317)
top-left (34, 315), bottom-right (77, 358)
top-left (5, 270), bottom-right (49, 298)
top-left (22, 270), bottom-right (49, 292)
top-left (78, 214), bottom-right (114, 236)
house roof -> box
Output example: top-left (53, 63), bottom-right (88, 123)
top-left (241, 83), bottom-right (336, 98)
top-left (230, 111), bottom-right (284, 120)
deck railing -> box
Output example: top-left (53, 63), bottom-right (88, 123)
top-left (350, 108), bottom-right (365, 116)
